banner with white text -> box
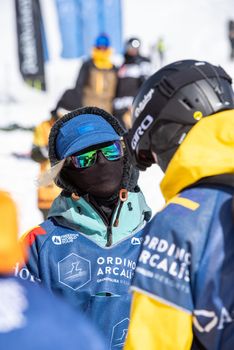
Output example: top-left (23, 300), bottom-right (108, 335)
top-left (15, 0), bottom-right (47, 91)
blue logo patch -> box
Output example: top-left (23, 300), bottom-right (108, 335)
top-left (58, 253), bottom-right (91, 290)
top-left (110, 318), bottom-right (129, 348)
top-left (77, 124), bottom-right (95, 135)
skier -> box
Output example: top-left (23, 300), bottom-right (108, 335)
top-left (57, 34), bottom-right (117, 113)
top-left (156, 37), bottom-right (166, 67)
top-left (0, 190), bottom-right (107, 350)
top-left (21, 106), bottom-right (151, 349)
top-left (124, 59), bottom-right (234, 349)
top-left (31, 108), bottom-right (68, 220)
top-left (113, 37), bottom-right (151, 130)
top-left (228, 20), bottom-right (234, 60)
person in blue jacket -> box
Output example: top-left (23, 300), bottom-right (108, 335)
top-left (21, 106), bottom-right (151, 349)
top-left (0, 190), bottom-right (106, 350)
top-left (124, 59), bottom-right (234, 350)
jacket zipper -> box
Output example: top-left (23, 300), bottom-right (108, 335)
top-left (106, 225), bottom-right (112, 247)
top-left (84, 198), bottom-right (120, 247)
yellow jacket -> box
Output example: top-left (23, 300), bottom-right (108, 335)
top-left (32, 119), bottom-right (61, 210)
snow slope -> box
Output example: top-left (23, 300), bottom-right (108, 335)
top-left (0, 0), bottom-right (233, 233)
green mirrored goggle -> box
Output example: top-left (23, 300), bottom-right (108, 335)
top-left (70, 141), bottom-right (124, 169)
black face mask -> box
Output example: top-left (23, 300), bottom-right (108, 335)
top-left (60, 152), bottom-right (124, 198)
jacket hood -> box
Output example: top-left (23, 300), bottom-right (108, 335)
top-left (48, 106), bottom-right (139, 196)
top-left (161, 109), bottom-right (234, 202)
top-left (48, 191), bottom-right (152, 246)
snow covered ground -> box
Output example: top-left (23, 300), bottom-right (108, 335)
top-left (0, 0), bottom-right (233, 234)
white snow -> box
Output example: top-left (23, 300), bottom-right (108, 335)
top-left (0, 0), bottom-right (233, 234)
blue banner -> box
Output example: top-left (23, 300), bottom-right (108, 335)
top-left (98, 0), bottom-right (122, 54)
top-left (81, 0), bottom-right (99, 56)
top-left (55, 0), bottom-right (83, 58)
top-left (55, 0), bottom-right (122, 58)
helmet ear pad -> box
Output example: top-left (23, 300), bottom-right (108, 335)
top-left (150, 122), bottom-right (192, 172)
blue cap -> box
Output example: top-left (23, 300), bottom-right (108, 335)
top-left (56, 114), bottom-right (120, 159)
top-left (95, 34), bottom-right (110, 48)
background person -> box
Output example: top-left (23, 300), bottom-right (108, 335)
top-left (57, 34), bottom-right (117, 113)
top-left (113, 37), bottom-right (151, 130)
top-left (0, 190), bottom-right (107, 350)
top-left (22, 106), bottom-right (151, 349)
top-left (228, 19), bottom-right (234, 60)
top-left (125, 59), bottom-right (234, 349)
top-left (31, 108), bottom-right (68, 220)
top-left (156, 37), bottom-right (166, 67)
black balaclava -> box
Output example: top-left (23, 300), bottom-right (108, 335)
top-left (61, 151), bottom-right (124, 198)
top-left (49, 106), bottom-right (139, 200)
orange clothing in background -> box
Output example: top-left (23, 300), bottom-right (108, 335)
top-left (0, 191), bottom-right (25, 273)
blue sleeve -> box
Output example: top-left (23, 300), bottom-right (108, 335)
top-left (131, 193), bottom-right (212, 313)
top-left (22, 225), bottom-right (49, 280)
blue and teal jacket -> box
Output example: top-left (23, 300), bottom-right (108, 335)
top-left (22, 190), bottom-right (151, 350)
top-left (127, 110), bottom-right (234, 350)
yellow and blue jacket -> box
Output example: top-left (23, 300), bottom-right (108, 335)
top-left (125, 110), bottom-right (234, 350)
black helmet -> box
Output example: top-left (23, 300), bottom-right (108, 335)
top-left (127, 59), bottom-right (234, 171)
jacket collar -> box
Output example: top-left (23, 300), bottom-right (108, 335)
top-left (160, 110), bottom-right (234, 202)
top-left (48, 191), bottom-right (151, 246)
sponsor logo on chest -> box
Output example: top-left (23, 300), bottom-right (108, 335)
top-left (52, 233), bottom-right (79, 245)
